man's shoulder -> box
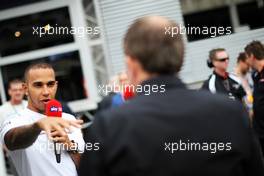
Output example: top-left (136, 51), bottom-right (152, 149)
top-left (97, 88), bottom-right (244, 120)
top-left (94, 102), bottom-right (137, 128)
top-left (3, 108), bottom-right (29, 121)
top-left (0, 109), bottom-right (30, 141)
top-left (0, 101), bottom-right (27, 113)
top-left (201, 75), bottom-right (212, 90)
top-left (197, 90), bottom-right (247, 125)
top-left (93, 89), bottom-right (248, 141)
top-left (0, 102), bottom-right (11, 110)
top-left (0, 105), bottom-right (25, 123)
top-left (198, 89), bottom-right (241, 106)
top-left (102, 89), bottom-right (236, 113)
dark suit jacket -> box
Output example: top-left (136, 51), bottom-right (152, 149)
top-left (252, 69), bottom-right (264, 137)
top-left (79, 75), bottom-right (264, 176)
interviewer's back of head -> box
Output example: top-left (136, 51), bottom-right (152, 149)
top-left (123, 16), bottom-right (184, 75)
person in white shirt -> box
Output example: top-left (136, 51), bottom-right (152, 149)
top-left (0, 79), bottom-right (27, 176)
top-left (0, 63), bottom-right (84, 176)
top-left (0, 79), bottom-right (27, 125)
top-left (232, 52), bottom-right (254, 119)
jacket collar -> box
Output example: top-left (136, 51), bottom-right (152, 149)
top-left (136, 75), bottom-right (186, 96)
top-left (213, 71), bottom-right (229, 80)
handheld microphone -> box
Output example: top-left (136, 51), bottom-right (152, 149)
top-left (45, 99), bottom-right (62, 163)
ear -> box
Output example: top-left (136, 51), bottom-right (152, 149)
top-left (127, 55), bottom-right (140, 71)
top-left (125, 55), bottom-right (137, 84)
top-left (22, 83), bottom-right (28, 96)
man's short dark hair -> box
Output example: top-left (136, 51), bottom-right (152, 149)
top-left (24, 63), bottom-right (54, 82)
top-left (8, 79), bottom-right (24, 89)
top-left (244, 41), bottom-right (264, 60)
top-left (236, 52), bottom-right (247, 63)
top-left (123, 16), bottom-right (184, 74)
top-left (209, 48), bottom-right (226, 61)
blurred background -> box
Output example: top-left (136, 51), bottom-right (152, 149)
top-left (0, 0), bottom-right (263, 113)
top-left (0, 0), bottom-right (264, 175)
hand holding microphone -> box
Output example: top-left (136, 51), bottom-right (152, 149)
top-left (35, 98), bottom-right (83, 138)
top-left (35, 117), bottom-right (82, 138)
top-left (34, 99), bottom-right (83, 163)
top-left (35, 114), bottom-right (83, 139)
